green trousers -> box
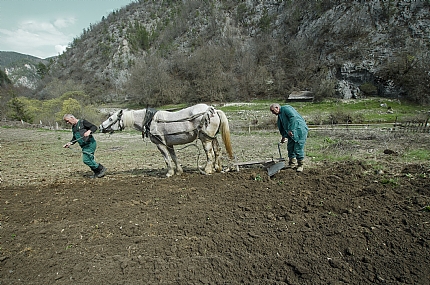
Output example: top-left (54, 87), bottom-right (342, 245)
top-left (81, 139), bottom-right (99, 170)
top-left (74, 131), bottom-right (99, 171)
top-left (286, 128), bottom-right (308, 161)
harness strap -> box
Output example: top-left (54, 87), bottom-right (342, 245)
top-left (198, 129), bottom-right (216, 140)
top-left (104, 110), bottom-right (124, 131)
top-left (142, 108), bottom-right (158, 138)
top-left (146, 106), bottom-right (217, 141)
top-left (149, 129), bottom-right (199, 141)
top-left (154, 111), bottom-right (208, 123)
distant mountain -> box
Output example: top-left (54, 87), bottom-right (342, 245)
top-left (0, 51), bottom-right (51, 89)
top-left (0, 51), bottom-right (45, 67)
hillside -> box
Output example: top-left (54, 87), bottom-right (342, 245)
top-left (0, 51), bottom-right (48, 67)
top-left (0, 51), bottom-right (50, 89)
top-left (6, 0), bottom-right (430, 105)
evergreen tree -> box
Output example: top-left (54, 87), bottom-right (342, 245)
top-left (7, 94), bottom-right (33, 122)
top-left (0, 69), bottom-right (12, 87)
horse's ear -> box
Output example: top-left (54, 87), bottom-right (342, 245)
top-left (118, 110), bottom-right (123, 115)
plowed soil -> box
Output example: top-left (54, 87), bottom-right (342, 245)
top-left (1, 126), bottom-right (429, 284)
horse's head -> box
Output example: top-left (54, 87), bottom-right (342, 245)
top-left (99, 109), bottom-right (124, 133)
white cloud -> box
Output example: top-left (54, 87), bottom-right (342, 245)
top-left (55, 44), bottom-right (68, 54)
top-left (54, 17), bottom-right (76, 29)
top-left (0, 18), bottom-right (74, 58)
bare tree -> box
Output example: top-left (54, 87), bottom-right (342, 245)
top-left (127, 54), bottom-right (189, 106)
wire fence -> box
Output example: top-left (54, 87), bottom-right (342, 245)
top-left (394, 116), bottom-right (430, 133)
top-left (307, 116), bottom-right (430, 133)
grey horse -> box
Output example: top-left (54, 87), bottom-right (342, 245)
top-left (99, 104), bottom-right (233, 177)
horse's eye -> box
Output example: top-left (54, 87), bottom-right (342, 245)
top-left (109, 118), bottom-right (113, 121)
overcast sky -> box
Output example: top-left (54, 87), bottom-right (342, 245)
top-left (0, 0), bottom-right (135, 59)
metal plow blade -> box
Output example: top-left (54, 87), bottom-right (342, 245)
top-left (267, 161), bottom-right (285, 176)
top-left (267, 142), bottom-right (286, 176)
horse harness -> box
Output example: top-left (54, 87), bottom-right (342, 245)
top-left (105, 110), bottom-right (125, 132)
top-left (142, 107), bottom-right (220, 143)
top-left (142, 108), bottom-right (158, 139)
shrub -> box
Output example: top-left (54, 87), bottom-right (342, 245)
top-left (327, 109), bottom-right (353, 124)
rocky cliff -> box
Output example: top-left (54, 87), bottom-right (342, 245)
top-left (6, 0), bottom-right (430, 104)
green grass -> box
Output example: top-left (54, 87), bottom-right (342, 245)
top-left (216, 98), bottom-right (427, 124)
top-left (159, 103), bottom-right (189, 111)
top-left (380, 177), bottom-right (399, 186)
top-left (105, 97), bottom-right (427, 125)
top-left (403, 149), bottom-right (430, 162)
top-left (291, 98), bottom-right (426, 124)
top-left (217, 100), bottom-right (273, 112)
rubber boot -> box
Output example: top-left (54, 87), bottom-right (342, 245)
top-left (96, 164), bottom-right (107, 178)
top-left (89, 167), bottom-right (99, 179)
top-left (296, 160), bottom-right (304, 172)
top-left (287, 158), bottom-right (297, 168)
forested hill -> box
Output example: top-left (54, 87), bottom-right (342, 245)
top-left (0, 51), bottom-right (43, 67)
top-left (12, 0), bottom-right (430, 105)
top-left (0, 51), bottom-right (50, 90)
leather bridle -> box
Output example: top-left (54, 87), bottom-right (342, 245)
top-left (101, 110), bottom-right (124, 132)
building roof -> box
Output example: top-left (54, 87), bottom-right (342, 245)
top-left (288, 91), bottom-right (314, 101)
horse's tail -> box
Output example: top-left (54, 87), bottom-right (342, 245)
top-left (217, 110), bottom-right (234, 159)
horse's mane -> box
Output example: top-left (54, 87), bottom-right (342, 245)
top-left (122, 110), bottom-right (134, 128)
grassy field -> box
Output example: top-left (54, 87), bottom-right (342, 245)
top-left (1, 97), bottom-right (429, 187)
top-left (1, 125), bottom-right (429, 187)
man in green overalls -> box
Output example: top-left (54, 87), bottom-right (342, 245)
top-left (63, 114), bottom-right (107, 178)
top-left (270, 103), bottom-right (308, 172)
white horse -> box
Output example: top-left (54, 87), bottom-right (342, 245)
top-left (99, 104), bottom-right (233, 177)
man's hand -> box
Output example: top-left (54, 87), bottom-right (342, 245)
top-left (280, 137), bottom-right (286, 143)
top-left (63, 142), bottom-right (72, 148)
top-left (84, 130), bottom-right (92, 137)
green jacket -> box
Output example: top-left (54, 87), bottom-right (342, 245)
top-left (277, 105), bottom-right (308, 143)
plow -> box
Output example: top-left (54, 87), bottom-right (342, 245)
top-left (233, 143), bottom-right (286, 176)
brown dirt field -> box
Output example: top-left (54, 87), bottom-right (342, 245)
top-left (1, 125), bottom-right (430, 284)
